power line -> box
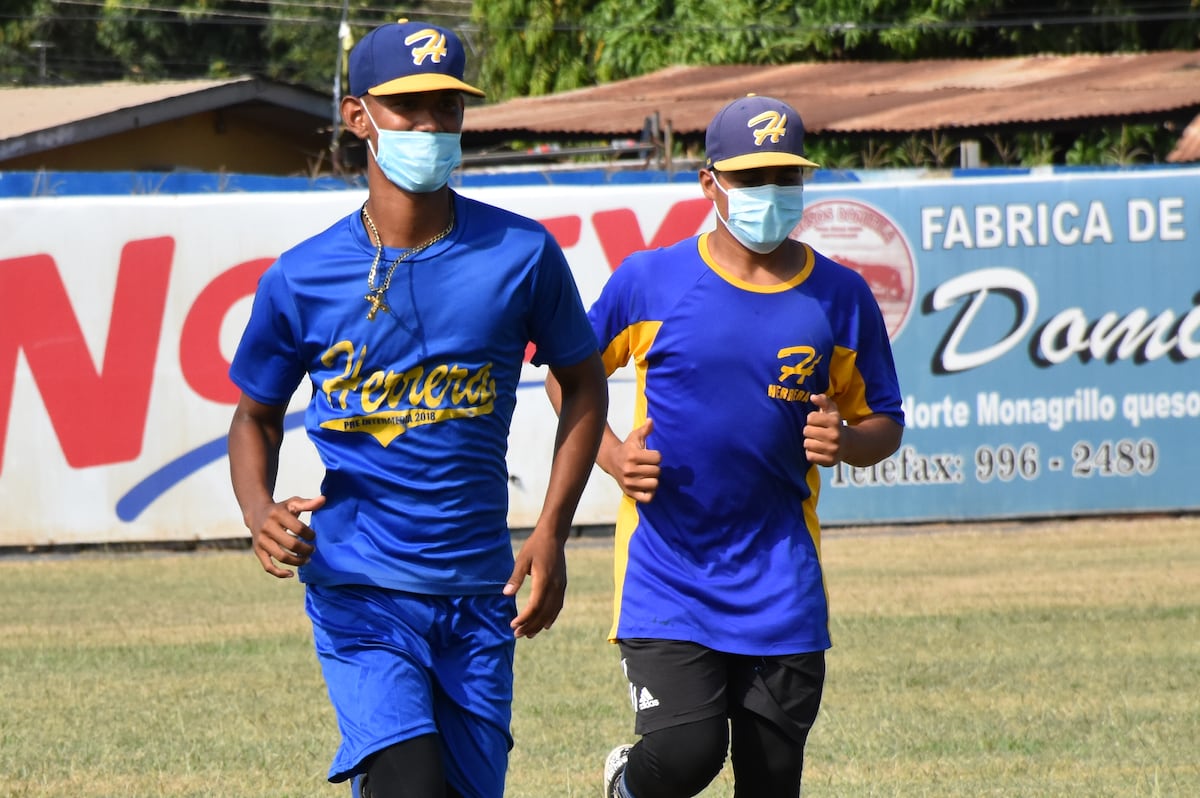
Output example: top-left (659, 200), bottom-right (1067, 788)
top-left (16, 1), bottom-right (1199, 32)
top-left (512, 10), bottom-right (1200, 35)
top-left (41, 0), bottom-right (473, 25)
top-left (7, 1), bottom-right (1196, 86)
top-left (817, 9), bottom-right (1200, 34)
top-left (4, 0), bottom-right (477, 78)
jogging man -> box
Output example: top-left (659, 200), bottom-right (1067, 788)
top-left (227, 19), bottom-right (607, 798)
top-left (550, 94), bottom-right (904, 797)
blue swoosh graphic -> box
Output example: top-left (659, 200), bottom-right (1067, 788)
top-left (115, 410), bottom-right (307, 522)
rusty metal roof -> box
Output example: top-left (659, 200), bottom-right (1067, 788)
top-left (462, 52), bottom-right (1200, 161)
top-left (4, 54), bottom-right (1198, 166)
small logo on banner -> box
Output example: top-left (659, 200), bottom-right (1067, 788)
top-left (795, 198), bottom-right (917, 340)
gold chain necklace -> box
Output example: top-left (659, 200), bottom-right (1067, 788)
top-left (361, 203), bottom-right (455, 321)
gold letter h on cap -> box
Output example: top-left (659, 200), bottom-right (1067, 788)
top-left (749, 111), bottom-right (787, 146)
top-left (406, 30), bottom-right (448, 65)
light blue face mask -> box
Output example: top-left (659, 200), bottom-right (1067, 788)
top-left (362, 104), bottom-right (462, 193)
top-left (712, 173), bottom-right (806, 254)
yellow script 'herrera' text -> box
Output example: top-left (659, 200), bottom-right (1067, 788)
top-left (317, 340), bottom-right (496, 446)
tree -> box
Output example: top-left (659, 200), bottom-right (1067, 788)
top-left (470, 0), bottom-right (1200, 100)
top-left (95, 0), bottom-right (265, 80)
top-left (0, 0), bottom-right (470, 88)
top-left (7, 0), bottom-right (1196, 94)
top-left (1, 0), bottom-right (114, 84)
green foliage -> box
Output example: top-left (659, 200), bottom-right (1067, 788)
top-left (888, 130), bottom-right (959, 167)
top-left (471, 0), bottom-right (597, 97)
top-left (1, 0), bottom-right (113, 83)
top-left (1063, 123), bottom-right (1173, 166)
top-left (259, 2), bottom-right (346, 89)
top-left (804, 136), bottom-right (864, 170)
top-left (0, 0), bottom-right (469, 89)
top-left (7, 0), bottom-right (1200, 91)
top-left (470, 0), bottom-right (1200, 98)
top-left (1017, 131), bottom-right (1060, 166)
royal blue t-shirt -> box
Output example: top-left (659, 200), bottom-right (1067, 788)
top-left (230, 192), bottom-right (597, 594)
top-left (591, 233), bottom-right (904, 655)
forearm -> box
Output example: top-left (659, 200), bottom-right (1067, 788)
top-left (536, 358), bottom-right (608, 540)
top-left (546, 365), bottom-right (623, 476)
top-left (227, 409), bottom-right (284, 525)
top-left (839, 415), bottom-right (904, 467)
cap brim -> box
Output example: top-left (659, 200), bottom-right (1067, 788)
top-left (712, 151), bottom-right (819, 170)
top-left (368, 74), bottom-right (485, 98)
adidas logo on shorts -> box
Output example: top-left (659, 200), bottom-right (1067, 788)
top-left (637, 687), bottom-right (660, 710)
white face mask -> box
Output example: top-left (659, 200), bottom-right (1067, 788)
top-left (712, 172), bottom-right (806, 254)
top-left (362, 104), bottom-right (462, 193)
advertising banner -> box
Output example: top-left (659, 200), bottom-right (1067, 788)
top-left (799, 170), bottom-right (1199, 523)
top-left (1, 168), bottom-right (1198, 546)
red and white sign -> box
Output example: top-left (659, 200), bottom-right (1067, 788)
top-left (0, 186), bottom-right (716, 546)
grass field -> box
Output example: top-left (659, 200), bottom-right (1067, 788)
top-left (1, 515), bottom-right (1197, 797)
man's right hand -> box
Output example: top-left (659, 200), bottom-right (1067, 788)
top-left (247, 495), bottom-right (325, 578)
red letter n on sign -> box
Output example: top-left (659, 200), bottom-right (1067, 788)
top-left (0, 238), bottom-right (173, 473)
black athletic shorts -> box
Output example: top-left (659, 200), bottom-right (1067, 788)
top-left (617, 639), bottom-right (826, 743)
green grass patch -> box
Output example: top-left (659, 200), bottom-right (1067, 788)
top-left (1, 517), bottom-right (1197, 797)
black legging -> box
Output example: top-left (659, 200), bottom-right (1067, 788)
top-left (623, 708), bottom-right (810, 798)
top-left (360, 734), bottom-right (465, 798)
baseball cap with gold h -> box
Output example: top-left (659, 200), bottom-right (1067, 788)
top-left (349, 19), bottom-right (485, 98)
top-left (705, 94), bottom-right (819, 171)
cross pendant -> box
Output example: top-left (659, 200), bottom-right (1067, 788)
top-left (365, 291), bottom-right (388, 321)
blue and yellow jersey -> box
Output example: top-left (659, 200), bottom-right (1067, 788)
top-left (591, 232), bottom-right (903, 655)
top-left (230, 192), bottom-right (597, 594)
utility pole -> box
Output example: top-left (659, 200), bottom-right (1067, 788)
top-left (30, 41), bottom-right (54, 83)
top-left (330, 0), bottom-right (351, 173)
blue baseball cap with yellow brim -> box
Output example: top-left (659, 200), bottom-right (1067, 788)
top-left (349, 19), bottom-right (485, 98)
top-left (705, 94), bottom-right (819, 171)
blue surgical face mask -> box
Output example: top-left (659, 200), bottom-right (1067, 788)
top-left (712, 173), bottom-right (806, 254)
top-left (362, 104), bottom-right (462, 193)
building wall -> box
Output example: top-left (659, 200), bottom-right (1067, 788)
top-left (2, 109), bottom-right (330, 175)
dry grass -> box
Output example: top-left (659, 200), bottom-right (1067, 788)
top-left (1, 516), bottom-right (1197, 797)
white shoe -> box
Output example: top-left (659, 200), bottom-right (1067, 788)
top-left (603, 743), bottom-right (633, 798)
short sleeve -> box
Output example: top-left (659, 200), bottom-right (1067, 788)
top-left (525, 238), bottom-right (598, 368)
top-left (228, 263), bottom-right (307, 406)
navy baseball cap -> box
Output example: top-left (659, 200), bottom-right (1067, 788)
top-left (349, 19), bottom-right (485, 98)
top-left (705, 94), bottom-right (819, 171)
